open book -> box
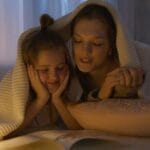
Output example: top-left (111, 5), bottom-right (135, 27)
top-left (0, 130), bottom-right (150, 150)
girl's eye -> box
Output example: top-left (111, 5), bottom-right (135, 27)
top-left (93, 42), bottom-right (103, 46)
top-left (57, 65), bottom-right (66, 70)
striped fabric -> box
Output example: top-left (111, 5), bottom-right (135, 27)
top-left (0, 26), bottom-right (83, 139)
top-left (51, 0), bottom-right (150, 98)
top-left (0, 0), bottom-right (150, 139)
top-left (0, 28), bottom-right (35, 139)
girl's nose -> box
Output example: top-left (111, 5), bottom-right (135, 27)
top-left (48, 70), bottom-right (59, 83)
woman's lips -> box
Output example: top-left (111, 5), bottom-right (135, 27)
top-left (80, 58), bottom-right (92, 63)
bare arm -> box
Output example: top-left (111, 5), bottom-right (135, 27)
top-left (20, 65), bottom-right (50, 128)
top-left (51, 72), bottom-right (82, 129)
top-left (98, 67), bottom-right (144, 99)
top-left (52, 96), bottom-right (82, 129)
top-left (4, 98), bottom-right (48, 139)
top-left (19, 98), bottom-right (49, 128)
top-left (4, 65), bottom-right (50, 139)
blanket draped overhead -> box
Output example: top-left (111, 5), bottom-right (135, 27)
top-left (50, 0), bottom-right (150, 98)
top-left (0, 0), bottom-right (150, 139)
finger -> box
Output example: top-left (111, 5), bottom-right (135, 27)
top-left (129, 68), bottom-right (138, 87)
top-left (55, 71), bottom-right (70, 96)
top-left (137, 68), bottom-right (144, 86)
top-left (27, 65), bottom-right (36, 88)
top-left (33, 68), bottom-right (44, 87)
top-left (105, 74), bottom-right (120, 88)
top-left (119, 72), bottom-right (126, 87)
top-left (110, 79), bottom-right (121, 87)
top-left (122, 68), bottom-right (132, 87)
top-left (27, 65), bottom-right (33, 80)
top-left (61, 71), bottom-right (70, 89)
top-left (30, 65), bottom-right (41, 84)
top-left (28, 65), bottom-right (40, 86)
top-left (99, 76), bottom-right (120, 99)
top-left (34, 68), bottom-right (40, 80)
top-left (30, 65), bottom-right (38, 80)
top-left (127, 67), bottom-right (144, 87)
top-left (107, 68), bottom-right (121, 76)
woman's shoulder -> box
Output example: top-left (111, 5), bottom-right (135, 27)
top-left (134, 40), bottom-right (150, 56)
top-left (134, 40), bottom-right (150, 71)
top-left (66, 76), bottom-right (83, 102)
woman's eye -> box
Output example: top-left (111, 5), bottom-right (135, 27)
top-left (57, 65), bottom-right (65, 70)
top-left (73, 38), bottom-right (82, 43)
top-left (93, 42), bottom-right (103, 46)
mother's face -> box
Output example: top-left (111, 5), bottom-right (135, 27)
top-left (73, 18), bottom-right (111, 73)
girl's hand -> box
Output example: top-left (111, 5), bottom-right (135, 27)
top-left (52, 71), bottom-right (69, 101)
top-left (98, 67), bottom-right (144, 99)
top-left (27, 65), bottom-right (50, 104)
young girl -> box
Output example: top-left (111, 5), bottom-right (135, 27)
top-left (4, 15), bottom-right (82, 139)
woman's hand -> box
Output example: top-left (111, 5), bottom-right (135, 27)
top-left (107, 67), bottom-right (144, 87)
top-left (98, 67), bottom-right (144, 99)
top-left (27, 65), bottom-right (50, 104)
top-left (51, 71), bottom-right (69, 102)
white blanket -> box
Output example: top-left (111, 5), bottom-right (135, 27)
top-left (0, 0), bottom-right (150, 139)
top-left (50, 0), bottom-right (150, 99)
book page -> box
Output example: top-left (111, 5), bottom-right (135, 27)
top-left (1, 130), bottom-right (150, 150)
top-left (23, 130), bottom-right (150, 150)
top-left (5, 140), bottom-right (64, 150)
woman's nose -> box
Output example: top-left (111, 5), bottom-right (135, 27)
top-left (83, 42), bottom-right (92, 53)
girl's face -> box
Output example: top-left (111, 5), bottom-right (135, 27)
top-left (73, 18), bottom-right (111, 73)
top-left (35, 49), bottom-right (68, 94)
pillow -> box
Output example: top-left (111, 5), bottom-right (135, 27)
top-left (67, 99), bottom-right (150, 136)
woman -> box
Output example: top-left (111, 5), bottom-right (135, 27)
top-left (52, 0), bottom-right (149, 100)
top-left (71, 4), bottom-right (143, 100)
top-left (50, 0), bottom-right (150, 136)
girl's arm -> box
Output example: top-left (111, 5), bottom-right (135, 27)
top-left (4, 65), bottom-right (50, 139)
top-left (19, 97), bottom-right (49, 129)
top-left (52, 96), bottom-right (82, 129)
top-left (51, 72), bottom-right (82, 129)
top-left (20, 65), bottom-right (50, 128)
top-left (4, 97), bottom-right (49, 139)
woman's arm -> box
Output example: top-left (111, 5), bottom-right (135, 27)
top-left (98, 67), bottom-right (144, 99)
